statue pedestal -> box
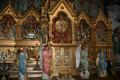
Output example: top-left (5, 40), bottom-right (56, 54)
top-left (99, 72), bottom-right (107, 78)
top-left (80, 71), bottom-right (90, 79)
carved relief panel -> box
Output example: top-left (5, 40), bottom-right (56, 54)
top-left (53, 47), bottom-right (72, 68)
top-left (63, 48), bottom-right (71, 67)
top-left (0, 14), bottom-right (16, 40)
top-left (53, 48), bottom-right (62, 68)
top-left (75, 19), bottom-right (91, 43)
top-left (52, 12), bottom-right (72, 43)
top-left (96, 21), bottom-right (108, 42)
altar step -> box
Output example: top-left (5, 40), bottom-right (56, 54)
top-left (9, 70), bottom-right (42, 78)
top-left (89, 62), bottom-right (97, 74)
top-left (9, 60), bottom-right (43, 78)
top-left (114, 63), bottom-right (120, 74)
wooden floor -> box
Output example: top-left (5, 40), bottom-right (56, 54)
top-left (3, 74), bottom-right (120, 80)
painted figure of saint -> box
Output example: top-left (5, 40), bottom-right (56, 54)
top-left (96, 49), bottom-right (107, 77)
top-left (80, 44), bottom-right (90, 79)
top-left (42, 45), bottom-right (51, 80)
top-left (18, 48), bottom-right (27, 80)
top-left (3, 15), bottom-right (16, 40)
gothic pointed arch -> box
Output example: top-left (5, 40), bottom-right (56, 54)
top-left (95, 10), bottom-right (109, 42)
top-left (0, 4), bottom-right (17, 17)
top-left (23, 7), bottom-right (40, 21)
top-left (76, 11), bottom-right (91, 43)
top-left (49, 0), bottom-right (76, 44)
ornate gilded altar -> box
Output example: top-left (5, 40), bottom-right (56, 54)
top-left (0, 0), bottom-right (112, 77)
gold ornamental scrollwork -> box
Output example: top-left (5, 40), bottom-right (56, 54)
top-left (53, 48), bottom-right (62, 68)
top-left (63, 48), bottom-right (71, 67)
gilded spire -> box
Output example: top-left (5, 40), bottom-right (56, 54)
top-left (45, 0), bottom-right (50, 9)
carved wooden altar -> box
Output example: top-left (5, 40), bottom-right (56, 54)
top-left (0, 0), bottom-right (112, 77)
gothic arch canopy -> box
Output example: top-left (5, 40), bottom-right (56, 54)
top-left (23, 7), bottom-right (40, 22)
top-left (78, 11), bottom-right (90, 27)
top-left (49, 0), bottom-right (76, 24)
top-left (94, 10), bottom-right (110, 42)
top-left (0, 4), bottom-right (17, 18)
top-left (95, 10), bottom-right (109, 29)
top-left (52, 12), bottom-right (72, 43)
top-left (75, 11), bottom-right (91, 43)
top-left (0, 14), bottom-right (16, 40)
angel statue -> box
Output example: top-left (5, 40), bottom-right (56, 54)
top-left (18, 48), bottom-right (28, 80)
top-left (96, 49), bottom-right (107, 77)
top-left (42, 44), bottom-right (52, 80)
top-left (76, 43), bottom-right (90, 79)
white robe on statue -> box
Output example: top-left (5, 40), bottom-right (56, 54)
top-left (75, 45), bottom-right (81, 68)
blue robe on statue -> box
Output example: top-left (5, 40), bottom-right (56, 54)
top-left (19, 52), bottom-right (27, 75)
top-left (98, 50), bottom-right (107, 72)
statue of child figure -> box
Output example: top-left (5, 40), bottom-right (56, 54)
top-left (96, 49), bottom-right (107, 77)
top-left (42, 44), bottom-right (52, 80)
top-left (76, 43), bottom-right (90, 79)
top-left (18, 48), bottom-right (28, 80)
top-left (80, 44), bottom-right (90, 79)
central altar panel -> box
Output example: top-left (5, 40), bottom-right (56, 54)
top-left (51, 44), bottom-right (78, 76)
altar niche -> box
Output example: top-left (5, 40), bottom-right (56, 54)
top-left (52, 12), bottom-right (72, 43)
top-left (22, 16), bottom-right (41, 40)
top-left (22, 16), bottom-right (48, 43)
top-left (75, 19), bottom-right (91, 43)
top-left (0, 14), bottom-right (16, 40)
top-left (96, 21), bottom-right (108, 42)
